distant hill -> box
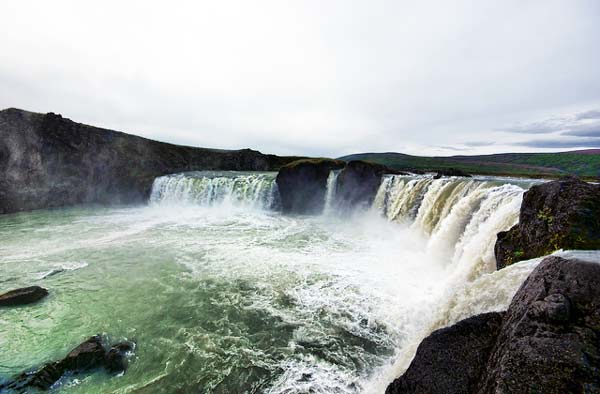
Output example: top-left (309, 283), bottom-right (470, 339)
top-left (339, 150), bottom-right (600, 179)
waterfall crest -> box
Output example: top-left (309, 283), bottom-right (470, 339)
top-left (323, 170), bottom-right (341, 214)
top-left (150, 171), bottom-right (279, 209)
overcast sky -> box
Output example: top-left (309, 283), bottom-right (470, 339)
top-left (1, 1), bottom-right (599, 157)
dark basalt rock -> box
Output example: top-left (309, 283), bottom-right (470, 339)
top-left (495, 176), bottom-right (600, 269)
top-left (385, 312), bottom-right (504, 394)
top-left (336, 160), bottom-right (402, 211)
top-left (0, 336), bottom-right (135, 392)
top-left (386, 256), bottom-right (600, 394)
top-left (433, 168), bottom-right (471, 179)
top-left (275, 158), bottom-right (345, 214)
top-left (478, 256), bottom-right (600, 393)
top-left (0, 286), bottom-right (48, 307)
top-left (0, 108), bottom-right (302, 214)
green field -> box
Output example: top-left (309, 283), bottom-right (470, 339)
top-left (338, 150), bottom-right (600, 179)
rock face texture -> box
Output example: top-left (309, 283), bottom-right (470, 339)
top-left (386, 255), bottom-right (600, 394)
top-left (0, 336), bottom-right (135, 392)
top-left (478, 256), bottom-right (600, 393)
top-left (0, 108), bottom-right (301, 214)
top-left (495, 176), bottom-right (600, 269)
top-left (275, 159), bottom-right (345, 214)
top-left (385, 312), bottom-right (504, 394)
top-left (0, 286), bottom-right (48, 307)
top-left (336, 160), bottom-right (401, 211)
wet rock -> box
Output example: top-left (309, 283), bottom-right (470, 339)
top-left (104, 341), bottom-right (135, 373)
top-left (385, 312), bottom-right (505, 394)
top-left (0, 335), bottom-right (136, 392)
top-left (478, 256), bottom-right (600, 393)
top-left (433, 168), bottom-right (471, 179)
top-left (0, 108), bottom-right (302, 214)
top-left (336, 160), bottom-right (401, 210)
top-left (495, 176), bottom-right (600, 269)
top-left (386, 256), bottom-right (600, 394)
top-left (0, 286), bottom-right (48, 307)
top-left (275, 158), bottom-right (345, 214)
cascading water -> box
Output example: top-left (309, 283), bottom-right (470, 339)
top-left (0, 171), bottom-right (552, 394)
top-left (323, 170), bottom-right (341, 215)
top-left (150, 171), bottom-right (280, 210)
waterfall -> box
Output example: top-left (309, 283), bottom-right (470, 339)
top-left (323, 170), bottom-right (340, 214)
top-left (150, 171), bottom-right (280, 209)
top-left (372, 175), bottom-right (539, 280)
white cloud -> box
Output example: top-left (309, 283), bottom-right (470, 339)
top-left (1, 0), bottom-right (599, 156)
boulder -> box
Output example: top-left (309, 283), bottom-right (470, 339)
top-left (0, 286), bottom-right (48, 307)
top-left (385, 312), bottom-right (504, 394)
top-left (275, 159), bottom-right (345, 214)
top-left (478, 256), bottom-right (600, 393)
top-left (495, 176), bottom-right (600, 269)
top-left (336, 160), bottom-right (401, 210)
top-left (0, 335), bottom-right (135, 391)
top-left (385, 256), bottom-right (600, 394)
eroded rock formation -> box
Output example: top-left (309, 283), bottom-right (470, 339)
top-left (336, 160), bottom-right (402, 211)
top-left (495, 176), bottom-right (600, 269)
top-left (0, 108), bottom-right (301, 214)
top-left (275, 158), bottom-right (345, 214)
top-left (386, 255), bottom-right (600, 394)
top-left (0, 335), bottom-right (135, 392)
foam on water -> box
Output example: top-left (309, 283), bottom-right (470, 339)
top-left (0, 172), bottom-right (573, 394)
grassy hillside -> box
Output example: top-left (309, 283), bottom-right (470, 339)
top-left (338, 151), bottom-right (600, 179)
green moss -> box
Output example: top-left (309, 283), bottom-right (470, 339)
top-left (282, 158), bottom-right (345, 170)
top-left (537, 207), bottom-right (554, 226)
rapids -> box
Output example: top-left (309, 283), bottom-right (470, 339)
top-left (0, 171), bottom-right (554, 393)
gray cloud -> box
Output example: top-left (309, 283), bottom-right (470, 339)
top-left (463, 141), bottom-right (496, 147)
top-left (514, 138), bottom-right (600, 149)
top-left (575, 110), bottom-right (600, 120)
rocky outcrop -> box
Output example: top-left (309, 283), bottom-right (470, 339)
top-left (433, 168), bottom-right (471, 179)
top-left (478, 256), bottom-right (600, 393)
top-left (0, 108), bottom-right (302, 214)
top-left (385, 312), bottom-right (504, 394)
top-left (275, 159), bottom-right (345, 214)
top-left (386, 255), bottom-right (600, 394)
top-left (0, 286), bottom-right (48, 307)
top-left (336, 160), bottom-right (402, 210)
top-left (0, 336), bottom-right (135, 392)
top-left (495, 176), bottom-right (600, 269)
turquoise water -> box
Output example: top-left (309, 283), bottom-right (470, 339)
top-left (0, 203), bottom-right (446, 393)
top-left (0, 172), bottom-right (543, 393)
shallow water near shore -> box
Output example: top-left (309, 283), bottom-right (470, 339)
top-left (0, 173), bottom-right (548, 393)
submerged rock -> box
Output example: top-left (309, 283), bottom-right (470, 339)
top-left (386, 255), bottom-right (600, 394)
top-left (0, 108), bottom-right (302, 214)
top-left (0, 286), bottom-right (48, 307)
top-left (275, 158), bottom-right (345, 214)
top-left (495, 176), bottom-right (600, 269)
top-left (336, 160), bottom-right (401, 211)
top-left (0, 336), bottom-right (135, 392)
top-left (385, 312), bottom-right (504, 394)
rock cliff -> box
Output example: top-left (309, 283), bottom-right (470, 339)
top-left (495, 176), bottom-right (600, 269)
top-left (0, 108), bottom-right (300, 214)
top-left (386, 255), bottom-right (600, 394)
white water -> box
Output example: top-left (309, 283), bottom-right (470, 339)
top-left (1, 171), bottom-right (562, 394)
top-left (323, 170), bottom-right (341, 215)
top-left (146, 172), bottom-right (544, 392)
top-left (150, 171), bottom-right (279, 210)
